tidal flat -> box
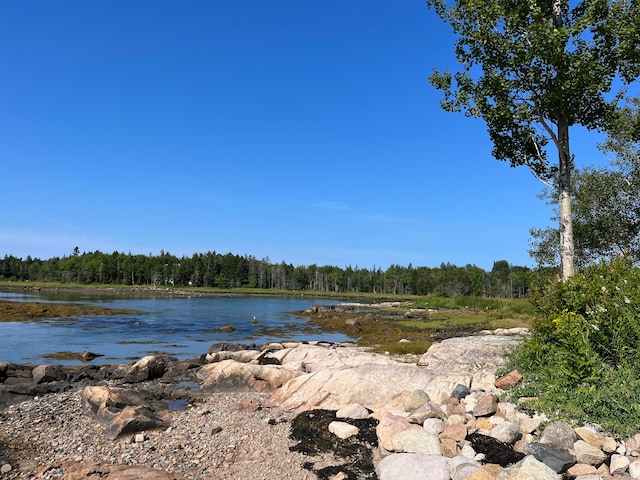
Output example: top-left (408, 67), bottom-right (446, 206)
top-left (0, 299), bottom-right (141, 321)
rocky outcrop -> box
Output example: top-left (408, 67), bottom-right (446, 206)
top-left (10, 330), bottom-right (640, 479)
top-left (82, 386), bottom-right (171, 440)
top-left (264, 335), bottom-right (520, 410)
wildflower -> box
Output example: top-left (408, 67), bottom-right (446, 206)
top-left (601, 286), bottom-right (607, 293)
top-left (625, 297), bottom-right (631, 304)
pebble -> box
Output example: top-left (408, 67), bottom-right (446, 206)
top-left (0, 390), bottom-right (318, 480)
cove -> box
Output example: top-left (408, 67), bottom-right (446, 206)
top-left (0, 290), bottom-right (349, 365)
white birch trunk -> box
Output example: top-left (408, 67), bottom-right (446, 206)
top-left (558, 118), bottom-right (575, 280)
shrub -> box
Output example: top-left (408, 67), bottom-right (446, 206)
top-left (505, 259), bottom-right (640, 436)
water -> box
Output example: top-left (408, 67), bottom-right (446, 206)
top-left (0, 291), bottom-right (348, 365)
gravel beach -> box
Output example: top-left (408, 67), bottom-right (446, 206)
top-left (0, 389), bottom-right (331, 480)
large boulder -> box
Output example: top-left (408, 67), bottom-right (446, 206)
top-left (122, 356), bottom-right (167, 383)
top-left (0, 362), bottom-right (33, 383)
top-left (32, 364), bottom-right (67, 384)
top-left (82, 386), bottom-right (170, 440)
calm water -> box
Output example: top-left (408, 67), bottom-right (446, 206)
top-left (0, 291), bottom-right (348, 365)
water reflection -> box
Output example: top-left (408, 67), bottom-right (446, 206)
top-left (0, 291), bottom-right (347, 365)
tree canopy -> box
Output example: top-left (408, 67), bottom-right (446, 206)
top-left (530, 96), bottom-right (640, 268)
top-left (426, 0), bottom-right (640, 280)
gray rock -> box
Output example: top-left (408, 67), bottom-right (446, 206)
top-left (496, 455), bottom-right (561, 479)
top-left (629, 459), bottom-right (640, 478)
top-left (489, 421), bottom-right (521, 444)
top-left (423, 418), bottom-right (445, 436)
top-left (391, 427), bottom-right (442, 455)
top-left (449, 456), bottom-right (481, 480)
top-left (0, 362), bottom-right (32, 382)
top-left (539, 422), bottom-right (577, 450)
top-left (0, 381), bottom-right (70, 409)
top-left (123, 356), bottom-right (167, 383)
top-left (527, 442), bottom-right (577, 473)
top-left (32, 364), bottom-right (66, 384)
top-left (376, 411), bottom-right (415, 452)
top-left (378, 453), bottom-right (450, 480)
top-left (451, 384), bottom-right (470, 400)
top-left (408, 401), bottom-right (446, 423)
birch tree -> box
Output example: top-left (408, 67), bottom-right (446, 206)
top-left (530, 97), bottom-right (640, 268)
top-left (426, 0), bottom-right (640, 280)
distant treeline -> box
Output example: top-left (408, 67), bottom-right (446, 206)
top-left (0, 249), bottom-right (533, 298)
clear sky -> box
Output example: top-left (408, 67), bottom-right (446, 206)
top-left (0, 1), bottom-right (610, 271)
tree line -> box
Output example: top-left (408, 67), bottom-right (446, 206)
top-left (0, 249), bottom-right (532, 298)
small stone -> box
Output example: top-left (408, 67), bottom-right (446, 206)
top-left (574, 427), bottom-right (604, 448)
top-left (391, 427), bottom-right (442, 455)
top-left (475, 417), bottom-right (494, 431)
top-left (494, 369), bottom-right (523, 389)
top-left (601, 436), bottom-right (618, 453)
top-left (496, 455), bottom-right (559, 480)
top-left (488, 421), bottom-right (520, 444)
top-left (465, 463), bottom-right (502, 479)
top-left (329, 472), bottom-right (348, 480)
top-left (566, 462), bottom-right (597, 477)
top-left (205, 425), bottom-right (223, 436)
top-left (423, 418), bottom-right (445, 436)
top-left (539, 421), bottom-right (577, 450)
top-left (512, 438), bottom-right (529, 455)
top-left (451, 384), bottom-right (471, 400)
top-left (527, 442), bottom-right (577, 473)
top-left (519, 415), bottom-right (543, 435)
top-left (442, 437), bottom-right (459, 458)
top-left (446, 414), bottom-right (466, 426)
top-left (439, 424), bottom-right (467, 442)
top-left (449, 456), bottom-right (481, 480)
top-left (1, 464), bottom-right (12, 474)
top-left (460, 444), bottom-right (477, 459)
top-left (610, 453), bottom-right (631, 474)
top-left (329, 421), bottom-right (359, 439)
top-left (574, 439), bottom-right (606, 465)
top-left (473, 394), bottom-right (498, 417)
top-left (134, 433), bottom-right (145, 443)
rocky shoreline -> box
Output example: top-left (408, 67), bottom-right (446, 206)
top-left (2, 330), bottom-right (640, 479)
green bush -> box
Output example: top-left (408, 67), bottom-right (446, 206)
top-left (505, 259), bottom-right (640, 436)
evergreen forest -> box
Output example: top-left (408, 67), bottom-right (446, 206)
top-left (0, 249), bottom-right (532, 298)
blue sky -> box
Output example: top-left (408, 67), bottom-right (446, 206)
top-left (0, 1), bottom-right (610, 270)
